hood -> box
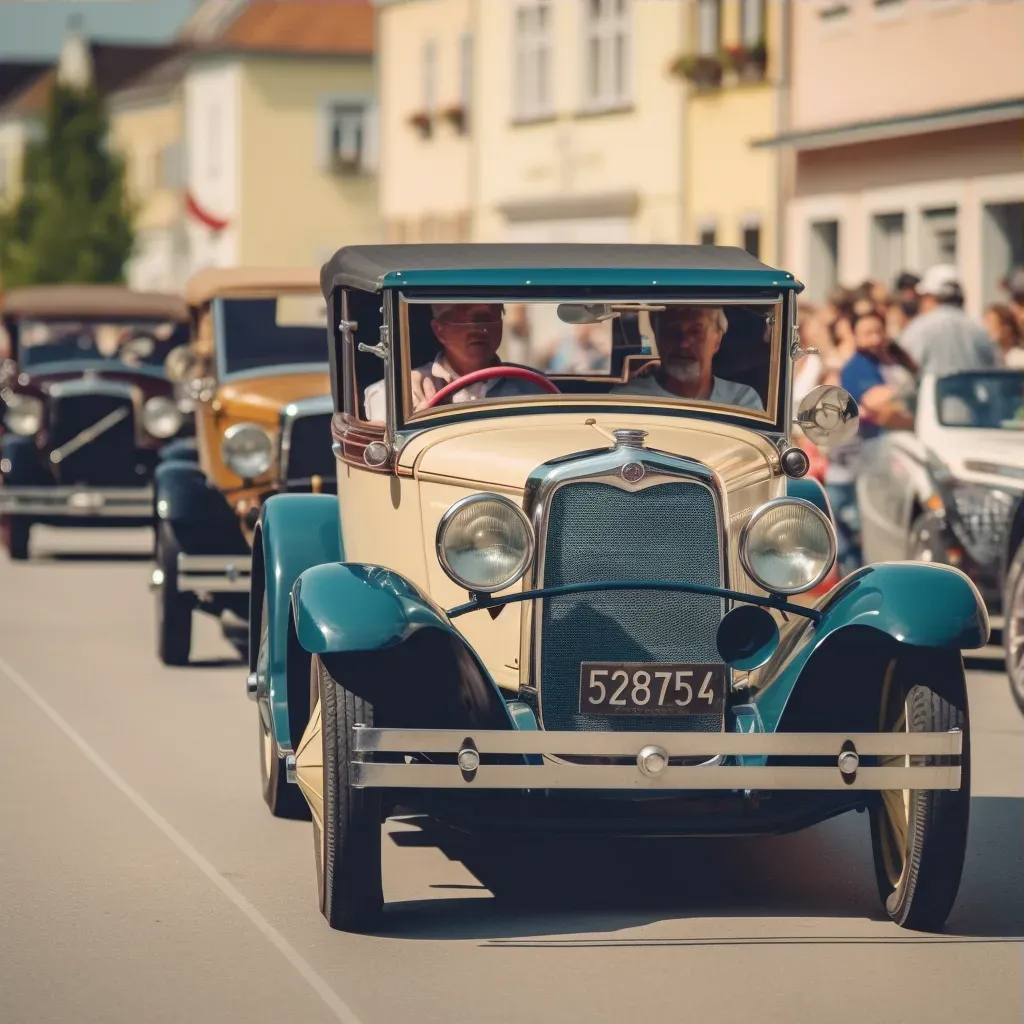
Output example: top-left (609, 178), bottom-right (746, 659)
top-left (400, 411), bottom-right (777, 492)
top-left (939, 428), bottom-right (1024, 490)
top-left (215, 371), bottom-right (332, 427)
top-left (15, 363), bottom-right (173, 402)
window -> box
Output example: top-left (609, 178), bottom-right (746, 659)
top-left (922, 207), bottom-right (958, 267)
top-left (160, 140), bottom-right (184, 190)
top-left (459, 31), bottom-right (473, 132)
top-left (808, 220), bottom-right (840, 303)
top-left (322, 102), bottom-right (370, 174)
top-left (871, 213), bottom-right (905, 290)
top-left (582, 0), bottom-right (632, 110)
top-left (982, 202), bottom-right (1023, 304)
top-left (422, 39), bottom-right (437, 116)
top-left (699, 224), bottom-right (717, 246)
top-left (742, 223), bottom-right (761, 260)
top-left (740, 0), bottom-right (766, 47)
top-left (697, 0), bottom-right (721, 56)
top-left (514, 1), bottom-right (553, 120)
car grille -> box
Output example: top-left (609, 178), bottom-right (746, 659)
top-left (50, 392), bottom-right (139, 486)
top-left (280, 412), bottom-right (336, 493)
top-left (538, 480), bottom-right (724, 733)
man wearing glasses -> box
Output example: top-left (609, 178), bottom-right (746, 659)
top-left (363, 303), bottom-right (550, 421)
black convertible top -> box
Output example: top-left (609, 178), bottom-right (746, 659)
top-left (320, 244), bottom-right (795, 295)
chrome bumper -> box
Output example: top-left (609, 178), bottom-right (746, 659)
top-left (0, 485), bottom-right (153, 518)
top-left (175, 554), bottom-right (251, 594)
top-left (349, 728), bottom-right (963, 792)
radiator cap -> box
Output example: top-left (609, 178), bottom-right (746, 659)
top-left (612, 428), bottom-right (647, 449)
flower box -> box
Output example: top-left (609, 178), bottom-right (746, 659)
top-left (668, 53), bottom-right (723, 89)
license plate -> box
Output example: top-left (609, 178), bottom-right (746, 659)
top-left (578, 662), bottom-right (726, 717)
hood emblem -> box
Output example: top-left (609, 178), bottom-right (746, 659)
top-left (621, 462), bottom-right (645, 483)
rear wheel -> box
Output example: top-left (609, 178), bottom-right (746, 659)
top-left (3, 517), bottom-right (30, 561)
top-left (257, 593), bottom-right (308, 819)
top-left (1003, 542), bottom-right (1024, 714)
top-left (155, 520), bottom-right (192, 666)
top-left (869, 655), bottom-right (970, 931)
top-left (907, 513), bottom-right (939, 562)
top-left (312, 654), bottom-right (383, 932)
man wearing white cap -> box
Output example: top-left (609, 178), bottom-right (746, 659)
top-left (363, 302), bottom-right (549, 421)
top-left (898, 264), bottom-right (997, 376)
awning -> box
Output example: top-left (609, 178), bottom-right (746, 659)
top-left (752, 97), bottom-right (1024, 151)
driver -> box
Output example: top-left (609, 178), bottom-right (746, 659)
top-left (612, 305), bottom-right (763, 411)
top-left (363, 302), bottom-right (550, 421)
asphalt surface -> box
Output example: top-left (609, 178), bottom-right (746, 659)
top-left (1, 526), bottom-right (1021, 1024)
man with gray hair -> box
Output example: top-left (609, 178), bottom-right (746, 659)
top-left (363, 302), bottom-right (548, 421)
top-left (899, 264), bottom-right (996, 376)
top-left (612, 305), bottom-right (763, 410)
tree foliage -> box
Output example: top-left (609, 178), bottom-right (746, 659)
top-left (0, 82), bottom-right (135, 287)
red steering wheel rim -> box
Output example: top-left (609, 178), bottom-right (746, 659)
top-left (421, 365), bottom-right (560, 408)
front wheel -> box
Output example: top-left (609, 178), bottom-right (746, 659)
top-left (1003, 542), bottom-right (1024, 714)
top-left (312, 654), bottom-right (383, 932)
top-left (155, 520), bottom-right (193, 666)
top-left (869, 656), bottom-right (970, 931)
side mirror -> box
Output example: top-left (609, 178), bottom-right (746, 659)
top-left (795, 384), bottom-right (859, 450)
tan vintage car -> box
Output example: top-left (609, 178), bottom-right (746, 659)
top-left (251, 244), bottom-right (987, 934)
top-left (151, 267), bottom-right (335, 665)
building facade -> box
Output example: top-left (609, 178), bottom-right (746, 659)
top-left (759, 0), bottom-right (1024, 311)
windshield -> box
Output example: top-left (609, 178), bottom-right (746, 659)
top-left (935, 371), bottom-right (1024, 429)
top-left (18, 319), bottom-right (189, 372)
top-left (219, 295), bottom-right (328, 376)
top-left (359, 297), bottom-right (781, 425)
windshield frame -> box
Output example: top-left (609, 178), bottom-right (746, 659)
top-left (391, 289), bottom-right (788, 434)
top-left (212, 293), bottom-right (330, 383)
top-left (934, 369), bottom-right (1024, 430)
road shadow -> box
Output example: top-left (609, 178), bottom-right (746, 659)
top-left (964, 653), bottom-right (1006, 673)
top-left (39, 550), bottom-right (153, 563)
top-left (376, 797), bottom-right (1024, 943)
top-left (180, 656), bottom-right (246, 669)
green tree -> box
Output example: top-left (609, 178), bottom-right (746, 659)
top-left (0, 82), bottom-right (135, 287)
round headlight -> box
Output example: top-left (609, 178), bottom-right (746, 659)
top-left (436, 493), bottom-right (535, 594)
top-left (740, 498), bottom-right (836, 595)
top-left (142, 395), bottom-right (184, 439)
top-left (2, 391), bottom-right (43, 436)
top-left (221, 422), bottom-right (273, 480)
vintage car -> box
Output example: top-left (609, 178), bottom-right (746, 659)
top-left (0, 285), bottom-right (191, 559)
top-left (151, 268), bottom-right (335, 666)
top-left (248, 244), bottom-right (987, 934)
top-left (858, 368), bottom-right (1024, 620)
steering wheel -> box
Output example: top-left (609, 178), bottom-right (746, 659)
top-left (421, 366), bottom-right (560, 408)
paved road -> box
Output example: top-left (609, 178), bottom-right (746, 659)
top-left (1, 527), bottom-right (1021, 1024)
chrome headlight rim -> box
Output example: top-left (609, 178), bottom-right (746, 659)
top-left (221, 421), bottom-right (273, 480)
top-left (739, 496), bottom-right (837, 595)
top-left (435, 492), bottom-right (536, 595)
top-left (142, 395), bottom-right (184, 439)
top-left (1, 390), bottom-right (44, 437)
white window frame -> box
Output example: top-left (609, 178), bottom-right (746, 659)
top-left (513, 0), bottom-right (554, 122)
top-left (318, 94), bottom-right (375, 175)
top-left (580, 0), bottom-right (633, 113)
top-left (697, 0), bottom-right (722, 57)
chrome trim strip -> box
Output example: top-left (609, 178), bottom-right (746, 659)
top-left (521, 443), bottom-right (732, 728)
top-left (353, 728), bottom-right (962, 757)
top-left (350, 762), bottom-right (960, 792)
top-left (0, 486), bottom-right (152, 517)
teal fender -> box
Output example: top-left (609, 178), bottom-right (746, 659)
top-left (251, 493), bottom-right (342, 753)
top-left (292, 563), bottom-right (516, 731)
top-left (787, 476), bottom-right (832, 518)
top-left (743, 562), bottom-right (988, 760)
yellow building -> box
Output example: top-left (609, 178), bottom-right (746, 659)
top-left (678, 0), bottom-right (782, 263)
top-left (377, 0), bottom-right (689, 246)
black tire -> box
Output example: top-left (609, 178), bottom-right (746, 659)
top-left (907, 513), bottom-right (939, 563)
top-left (155, 520), bottom-right (193, 666)
top-left (257, 594), bottom-right (308, 819)
top-left (4, 517), bottom-right (30, 561)
top-left (1003, 542), bottom-right (1024, 714)
top-left (314, 654), bottom-right (383, 932)
top-left (869, 659), bottom-right (970, 932)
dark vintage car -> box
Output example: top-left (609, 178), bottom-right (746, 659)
top-left (246, 244), bottom-right (987, 934)
top-left (0, 285), bottom-right (191, 559)
top-left (151, 267), bottom-right (336, 666)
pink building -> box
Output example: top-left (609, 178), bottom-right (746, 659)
top-left (757, 0), bottom-right (1024, 312)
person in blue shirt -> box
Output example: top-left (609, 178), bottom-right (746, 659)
top-left (828, 310), bottom-right (917, 575)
